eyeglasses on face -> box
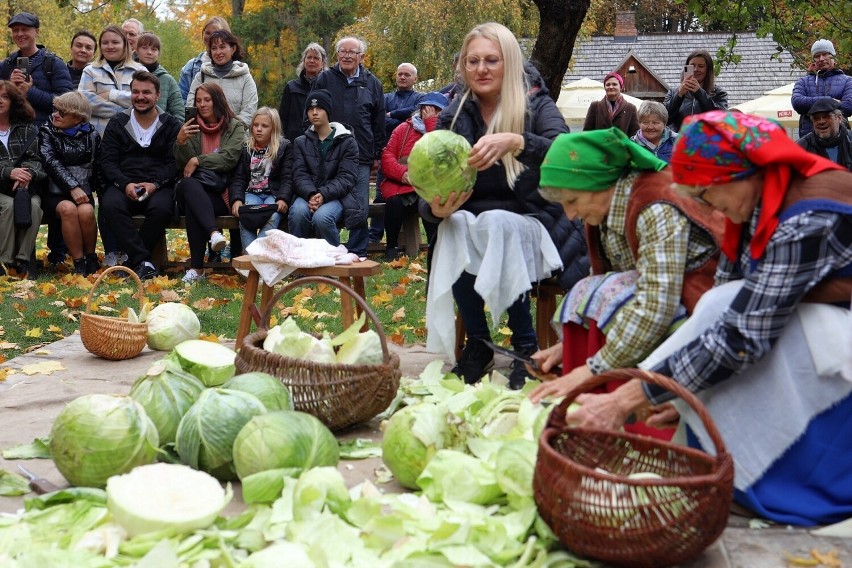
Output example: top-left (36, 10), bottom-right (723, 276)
top-left (337, 49), bottom-right (361, 58)
top-left (463, 55), bottom-right (503, 71)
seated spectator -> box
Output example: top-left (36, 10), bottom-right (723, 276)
top-left (135, 32), bottom-right (184, 121)
top-left (99, 71), bottom-right (181, 281)
top-left (230, 107), bottom-right (293, 249)
top-left (630, 101), bottom-right (678, 163)
top-left (174, 83), bottom-right (244, 283)
top-left (379, 91), bottom-right (444, 260)
top-left (178, 16), bottom-right (230, 103)
top-left (796, 97), bottom-right (852, 171)
top-left (288, 89), bottom-right (358, 247)
top-left (583, 72), bottom-right (639, 136)
top-left (67, 30), bottom-right (97, 89)
top-left (38, 92), bottom-right (102, 275)
top-left (0, 80), bottom-right (44, 279)
top-left (663, 49), bottom-right (728, 131)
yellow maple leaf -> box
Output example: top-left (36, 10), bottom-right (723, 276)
top-left (0, 367), bottom-right (16, 381)
top-left (25, 327), bottom-right (42, 338)
top-left (192, 297), bottom-right (216, 311)
top-left (391, 307), bottom-right (406, 322)
top-left (198, 332), bottom-right (221, 342)
top-left (297, 307), bottom-right (313, 319)
top-left (38, 282), bottom-right (58, 296)
top-left (48, 325), bottom-right (62, 334)
top-left (21, 360), bottom-right (66, 376)
top-left (371, 290), bottom-right (393, 305)
top-left (269, 314), bottom-right (279, 327)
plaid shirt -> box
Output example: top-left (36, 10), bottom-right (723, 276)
top-left (589, 172), bottom-right (717, 372)
top-left (0, 123), bottom-right (45, 194)
top-left (645, 204), bottom-right (852, 404)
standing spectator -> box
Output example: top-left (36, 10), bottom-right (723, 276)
top-left (135, 32), bottom-right (184, 120)
top-left (99, 71), bottom-right (181, 281)
top-left (279, 43), bottom-right (328, 143)
top-left (187, 30), bottom-right (257, 127)
top-left (630, 101), bottom-right (678, 163)
top-left (67, 30), bottom-right (97, 89)
top-left (178, 16), bottom-right (230, 103)
top-left (663, 49), bottom-right (728, 131)
top-left (288, 89), bottom-right (359, 247)
top-left (791, 39), bottom-right (852, 138)
top-left (796, 97), bottom-right (852, 171)
top-left (38, 92), bottom-right (102, 275)
top-left (583, 71), bottom-right (639, 136)
top-left (439, 53), bottom-right (462, 102)
top-left (379, 92), bottom-right (444, 260)
top-left (121, 19), bottom-right (143, 54)
top-left (0, 80), bottom-right (45, 279)
top-left (230, 107), bottom-right (293, 249)
top-left (0, 12), bottom-right (73, 126)
top-left (174, 83), bottom-right (244, 283)
top-left (313, 36), bottom-right (385, 258)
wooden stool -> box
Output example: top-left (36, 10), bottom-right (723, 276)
top-left (232, 255), bottom-right (382, 348)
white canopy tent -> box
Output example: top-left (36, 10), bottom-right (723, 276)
top-left (556, 78), bottom-right (644, 132)
top-left (730, 83), bottom-right (800, 139)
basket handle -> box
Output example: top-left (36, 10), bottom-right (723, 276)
top-left (547, 368), bottom-right (729, 460)
top-left (255, 275), bottom-right (392, 364)
top-left (84, 265), bottom-right (145, 316)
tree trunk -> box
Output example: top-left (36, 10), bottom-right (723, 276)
top-left (232, 0), bottom-right (245, 18)
top-left (531, 0), bottom-right (591, 100)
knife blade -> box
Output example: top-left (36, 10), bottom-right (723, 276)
top-left (17, 464), bottom-right (61, 495)
top-left (482, 340), bottom-right (562, 377)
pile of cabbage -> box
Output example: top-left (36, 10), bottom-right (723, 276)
top-left (1, 361), bottom-right (601, 567)
top-left (262, 314), bottom-right (384, 366)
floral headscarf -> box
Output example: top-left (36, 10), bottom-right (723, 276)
top-left (671, 110), bottom-right (843, 261)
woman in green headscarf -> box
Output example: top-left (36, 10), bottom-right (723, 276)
top-left (528, 127), bottom-right (724, 439)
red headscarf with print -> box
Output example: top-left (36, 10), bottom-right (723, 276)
top-left (670, 110), bottom-right (844, 261)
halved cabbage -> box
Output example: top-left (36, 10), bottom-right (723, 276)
top-left (168, 340), bottom-right (236, 387)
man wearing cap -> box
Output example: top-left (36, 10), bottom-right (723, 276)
top-left (791, 39), bottom-right (852, 138)
top-left (313, 36), bottom-right (385, 258)
top-left (0, 13), bottom-right (72, 127)
top-left (796, 97), bottom-right (852, 171)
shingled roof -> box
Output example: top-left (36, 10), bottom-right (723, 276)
top-left (562, 31), bottom-right (803, 105)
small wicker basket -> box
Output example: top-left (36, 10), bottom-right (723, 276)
top-left (235, 276), bottom-right (401, 431)
top-left (79, 266), bottom-right (148, 361)
top-left (533, 369), bottom-right (734, 568)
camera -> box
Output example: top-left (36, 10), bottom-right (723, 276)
top-left (16, 57), bottom-right (29, 80)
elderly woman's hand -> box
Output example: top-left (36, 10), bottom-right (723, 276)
top-left (468, 133), bottom-right (524, 171)
top-left (528, 364), bottom-right (593, 403)
top-left (531, 342), bottom-right (563, 374)
top-left (429, 189), bottom-right (472, 218)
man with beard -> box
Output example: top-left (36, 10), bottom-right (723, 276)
top-left (99, 70), bottom-right (181, 280)
top-left (797, 97), bottom-right (852, 171)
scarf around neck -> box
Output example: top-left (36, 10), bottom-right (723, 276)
top-left (199, 116), bottom-right (225, 154)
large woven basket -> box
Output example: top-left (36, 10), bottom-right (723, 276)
top-left (235, 276), bottom-right (401, 431)
top-left (533, 369), bottom-right (734, 568)
top-left (79, 266), bottom-right (148, 361)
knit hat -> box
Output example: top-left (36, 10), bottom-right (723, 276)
top-left (305, 89), bottom-right (333, 117)
top-left (417, 91), bottom-right (448, 111)
top-left (808, 97), bottom-right (840, 115)
top-left (603, 72), bottom-right (624, 90)
top-left (811, 39), bottom-right (836, 57)
top-left (540, 127), bottom-right (667, 191)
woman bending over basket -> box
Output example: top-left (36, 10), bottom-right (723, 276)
top-left (532, 110), bottom-right (852, 526)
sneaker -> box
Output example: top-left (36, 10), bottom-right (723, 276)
top-left (508, 344), bottom-right (539, 390)
top-left (209, 231), bottom-right (227, 253)
top-left (182, 268), bottom-right (206, 283)
top-left (84, 253), bottom-right (101, 276)
top-left (103, 251), bottom-right (120, 267)
top-left (452, 339), bottom-right (495, 385)
top-left (132, 261), bottom-right (158, 281)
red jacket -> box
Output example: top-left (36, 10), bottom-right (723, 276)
top-left (380, 115), bottom-right (438, 199)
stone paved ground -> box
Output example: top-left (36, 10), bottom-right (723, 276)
top-left (0, 336), bottom-right (848, 567)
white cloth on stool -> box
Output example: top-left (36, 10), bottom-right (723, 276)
top-left (426, 209), bottom-right (563, 361)
top-left (245, 229), bottom-right (360, 286)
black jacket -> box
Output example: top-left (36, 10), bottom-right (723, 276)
top-left (433, 64), bottom-right (589, 290)
top-left (100, 109), bottom-right (181, 191)
top-left (38, 121), bottom-right (102, 196)
top-left (292, 123), bottom-right (362, 228)
top-left (230, 137), bottom-right (295, 204)
top-left (313, 64), bottom-right (385, 164)
top-left (279, 70), bottom-right (315, 143)
top-left (797, 127), bottom-right (852, 172)
top-left (663, 85), bottom-right (728, 132)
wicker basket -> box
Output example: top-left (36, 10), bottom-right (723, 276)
top-left (79, 266), bottom-right (149, 361)
top-left (533, 369), bottom-right (734, 568)
top-left (235, 276), bottom-right (401, 431)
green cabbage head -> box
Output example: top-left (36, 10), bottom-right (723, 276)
top-left (408, 130), bottom-right (476, 204)
top-left (146, 303), bottom-right (201, 351)
top-left (129, 358), bottom-right (205, 446)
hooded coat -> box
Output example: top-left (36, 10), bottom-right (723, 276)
top-left (187, 60), bottom-right (259, 127)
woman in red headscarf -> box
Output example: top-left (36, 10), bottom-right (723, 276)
top-left (582, 72), bottom-right (639, 136)
top-left (550, 110), bottom-right (852, 526)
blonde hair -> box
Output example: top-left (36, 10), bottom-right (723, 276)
top-left (202, 16), bottom-right (230, 38)
top-left (249, 107), bottom-right (282, 159)
top-left (53, 91), bottom-right (92, 123)
top-left (452, 22), bottom-right (527, 188)
top-left (296, 43), bottom-right (329, 76)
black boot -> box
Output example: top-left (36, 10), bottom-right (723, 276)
top-left (73, 258), bottom-right (87, 275)
top-left (508, 344), bottom-right (539, 390)
top-left (452, 339), bottom-right (495, 384)
top-left (385, 246), bottom-right (402, 261)
top-left (84, 253), bottom-right (101, 276)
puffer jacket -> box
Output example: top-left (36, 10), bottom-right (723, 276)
top-left (77, 58), bottom-right (145, 134)
top-left (291, 122), bottom-right (361, 228)
top-left (0, 46), bottom-right (73, 125)
top-left (230, 137), bottom-right (294, 204)
top-left (38, 121), bottom-right (102, 197)
top-left (791, 68), bottom-right (852, 137)
top-left (663, 85), bottom-right (728, 132)
top-left (380, 115), bottom-right (437, 199)
top-left (435, 63), bottom-right (589, 290)
top-left (188, 61), bottom-right (258, 127)
top-left (152, 64), bottom-right (185, 121)
top-left (279, 70), bottom-right (316, 143)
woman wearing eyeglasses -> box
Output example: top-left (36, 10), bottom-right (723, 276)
top-left (538, 111), bottom-right (852, 526)
top-left (422, 22), bottom-right (588, 390)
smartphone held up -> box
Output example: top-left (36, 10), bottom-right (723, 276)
top-left (16, 57), bottom-right (29, 80)
top-left (682, 64), bottom-right (695, 82)
top-left (184, 107), bottom-right (197, 123)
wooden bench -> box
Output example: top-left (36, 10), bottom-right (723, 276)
top-left (231, 255), bottom-right (382, 348)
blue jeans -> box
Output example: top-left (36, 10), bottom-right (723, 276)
top-left (239, 193), bottom-right (282, 249)
top-left (287, 197), bottom-right (343, 246)
top-left (452, 271), bottom-right (537, 349)
top-left (344, 164), bottom-right (372, 257)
